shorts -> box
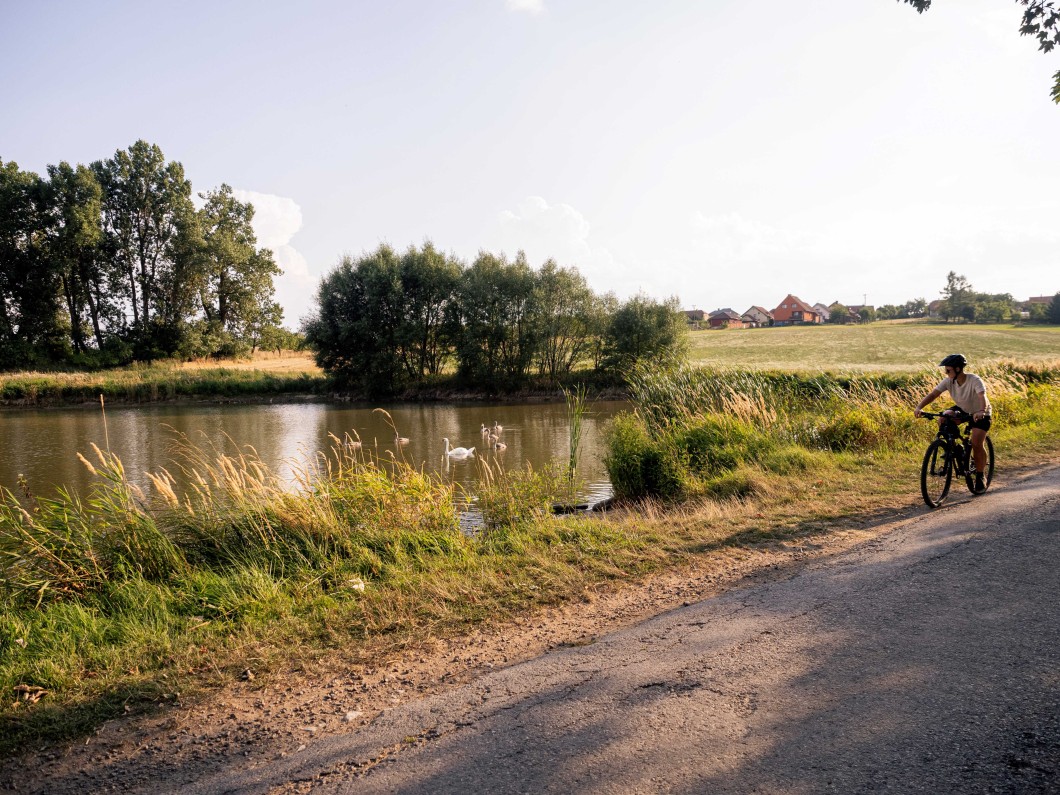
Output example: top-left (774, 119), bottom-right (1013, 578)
top-left (946, 405), bottom-right (992, 433)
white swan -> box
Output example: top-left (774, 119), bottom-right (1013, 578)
top-left (394, 433), bottom-right (409, 445)
top-left (481, 423), bottom-right (491, 437)
top-left (443, 438), bottom-right (475, 459)
top-left (492, 421), bottom-right (503, 436)
top-left (489, 433), bottom-right (506, 450)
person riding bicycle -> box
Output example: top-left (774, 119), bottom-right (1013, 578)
top-left (914, 353), bottom-right (992, 493)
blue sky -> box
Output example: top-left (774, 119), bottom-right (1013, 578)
top-left (2, 0), bottom-right (1057, 326)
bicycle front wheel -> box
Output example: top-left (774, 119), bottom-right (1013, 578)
top-left (921, 439), bottom-right (952, 508)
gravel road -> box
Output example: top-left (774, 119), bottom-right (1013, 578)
top-left (168, 466), bottom-right (1060, 794)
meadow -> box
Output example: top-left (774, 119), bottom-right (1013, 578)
top-left (686, 320), bottom-right (1060, 370)
top-left (1, 333), bottom-right (1059, 757)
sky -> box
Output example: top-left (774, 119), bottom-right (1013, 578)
top-left (2, 0), bottom-right (1058, 326)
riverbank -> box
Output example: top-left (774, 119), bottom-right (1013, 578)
top-left (0, 359), bottom-right (626, 409)
top-left (2, 363), bottom-right (1058, 761)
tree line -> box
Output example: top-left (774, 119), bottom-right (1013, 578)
top-left (303, 243), bottom-right (687, 395)
top-left (0, 141), bottom-right (288, 369)
top-left (937, 271), bottom-right (1059, 324)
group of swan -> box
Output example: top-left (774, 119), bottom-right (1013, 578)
top-left (341, 421), bottom-right (508, 460)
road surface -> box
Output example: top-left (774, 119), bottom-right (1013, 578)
top-left (173, 466), bottom-right (1060, 794)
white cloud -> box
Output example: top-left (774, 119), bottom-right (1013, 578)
top-left (506, 0), bottom-right (544, 15)
top-left (496, 196), bottom-right (639, 296)
top-left (232, 189), bottom-right (315, 326)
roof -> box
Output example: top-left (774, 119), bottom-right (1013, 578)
top-left (775, 294), bottom-right (817, 314)
top-left (710, 308), bottom-right (744, 321)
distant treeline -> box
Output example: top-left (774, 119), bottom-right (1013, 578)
top-left (930, 271), bottom-right (1060, 325)
top-left (303, 243), bottom-right (688, 395)
top-left (0, 141), bottom-right (293, 369)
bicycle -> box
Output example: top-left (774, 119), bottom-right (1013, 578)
top-left (918, 410), bottom-right (995, 509)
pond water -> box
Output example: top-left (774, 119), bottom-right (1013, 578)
top-left (0, 399), bottom-right (630, 506)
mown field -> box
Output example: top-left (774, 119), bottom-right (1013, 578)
top-left (686, 321), bottom-right (1060, 370)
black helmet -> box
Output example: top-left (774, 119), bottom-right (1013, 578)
top-left (939, 353), bottom-right (967, 369)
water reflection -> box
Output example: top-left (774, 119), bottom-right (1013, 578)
top-left (0, 400), bottom-right (628, 504)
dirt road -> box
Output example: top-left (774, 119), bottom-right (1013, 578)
top-left (5, 467), bottom-right (1058, 793)
top-left (180, 466), bottom-right (1059, 793)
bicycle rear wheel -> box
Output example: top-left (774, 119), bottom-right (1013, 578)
top-left (966, 436), bottom-right (996, 495)
top-left (921, 439), bottom-right (952, 508)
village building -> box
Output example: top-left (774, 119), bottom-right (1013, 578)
top-left (683, 309), bottom-right (706, 329)
top-left (828, 301), bottom-right (861, 324)
top-left (812, 303), bottom-right (831, 322)
top-left (771, 295), bottom-right (822, 325)
top-left (741, 306), bottom-right (773, 327)
top-left (708, 308), bottom-right (748, 329)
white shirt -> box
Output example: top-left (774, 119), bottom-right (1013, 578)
top-left (936, 373), bottom-right (991, 416)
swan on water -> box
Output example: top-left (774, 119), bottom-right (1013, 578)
top-left (443, 438), bottom-right (475, 458)
top-left (489, 433), bottom-right (506, 450)
top-left (492, 421), bottom-right (503, 436)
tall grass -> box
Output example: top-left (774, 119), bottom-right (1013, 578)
top-left (608, 361), bottom-right (1060, 500)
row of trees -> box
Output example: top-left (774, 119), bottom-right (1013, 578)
top-left (938, 271), bottom-right (1059, 324)
top-left (303, 243), bottom-right (687, 395)
top-left (0, 141), bottom-right (286, 368)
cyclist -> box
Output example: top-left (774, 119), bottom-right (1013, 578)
top-left (914, 353), bottom-right (992, 493)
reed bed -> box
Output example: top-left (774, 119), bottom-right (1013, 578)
top-left (607, 361), bottom-right (1060, 500)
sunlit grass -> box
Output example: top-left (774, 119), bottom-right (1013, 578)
top-left (686, 321), bottom-right (1060, 371)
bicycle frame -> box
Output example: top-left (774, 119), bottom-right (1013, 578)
top-left (918, 410), bottom-right (994, 508)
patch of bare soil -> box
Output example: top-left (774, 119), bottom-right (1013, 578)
top-left (0, 507), bottom-right (921, 795)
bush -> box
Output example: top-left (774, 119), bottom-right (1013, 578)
top-left (604, 414), bottom-right (687, 500)
top-left (815, 407), bottom-right (882, 451)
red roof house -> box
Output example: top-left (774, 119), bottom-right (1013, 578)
top-left (771, 295), bottom-right (822, 325)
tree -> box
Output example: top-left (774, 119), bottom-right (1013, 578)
top-left (826, 302), bottom-right (851, 324)
top-left (901, 0), bottom-right (1060, 102)
top-left (42, 162), bottom-right (105, 354)
top-left (92, 141), bottom-right (195, 356)
top-left (196, 185), bottom-right (282, 356)
top-left (1049, 292), bottom-right (1060, 324)
top-left (451, 251), bottom-right (538, 386)
top-left (303, 246), bottom-right (407, 395)
top-left (602, 294), bottom-right (687, 374)
top-left (0, 160), bottom-right (66, 366)
top-left (904, 298), bottom-right (928, 318)
top-left (398, 242), bottom-right (461, 379)
top-left (940, 271), bottom-right (974, 322)
top-left (532, 260), bottom-right (598, 381)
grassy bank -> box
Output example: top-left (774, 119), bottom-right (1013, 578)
top-left (1, 363), bottom-right (1059, 757)
top-left (687, 320), bottom-right (1060, 370)
top-left (0, 362), bottom-right (330, 406)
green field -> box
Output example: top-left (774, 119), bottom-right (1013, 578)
top-left (687, 321), bottom-right (1060, 371)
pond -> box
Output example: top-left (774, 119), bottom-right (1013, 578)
top-left (0, 399), bottom-right (630, 507)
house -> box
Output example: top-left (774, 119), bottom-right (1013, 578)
top-left (771, 295), bottom-right (822, 326)
top-left (828, 301), bottom-right (860, 324)
top-left (741, 306), bottom-right (773, 327)
top-left (708, 308), bottom-right (748, 329)
top-left (683, 309), bottom-right (706, 329)
top-left (1026, 295), bottom-right (1053, 305)
top-left (927, 300), bottom-right (944, 319)
top-left (812, 303), bottom-right (831, 322)
top-left (847, 304), bottom-right (874, 321)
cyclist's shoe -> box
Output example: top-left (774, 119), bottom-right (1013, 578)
top-left (974, 472), bottom-right (986, 493)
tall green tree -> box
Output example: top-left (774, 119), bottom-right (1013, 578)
top-left (42, 162), bottom-right (105, 353)
top-left (602, 294), bottom-right (687, 374)
top-left (532, 259), bottom-right (598, 381)
top-left (398, 242), bottom-right (461, 379)
top-left (451, 251), bottom-right (538, 386)
top-left (92, 141), bottom-right (195, 354)
top-left (0, 160), bottom-right (65, 365)
top-left (196, 185), bottom-right (282, 356)
top-left (940, 271), bottom-right (974, 323)
top-left (303, 246), bottom-right (406, 394)
top-left (1048, 292), bottom-right (1060, 323)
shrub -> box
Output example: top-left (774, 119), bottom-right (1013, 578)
top-left (815, 407), bottom-right (882, 451)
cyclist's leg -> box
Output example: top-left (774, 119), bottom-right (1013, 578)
top-left (970, 427), bottom-right (988, 473)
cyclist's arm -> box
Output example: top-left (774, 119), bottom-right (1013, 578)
top-left (915, 387), bottom-right (944, 417)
